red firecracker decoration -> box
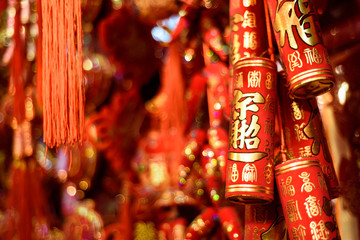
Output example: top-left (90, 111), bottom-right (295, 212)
top-left (275, 157), bottom-right (340, 240)
top-left (278, 71), bottom-right (340, 198)
top-left (266, 0), bottom-right (334, 99)
top-left (226, 57), bottom-right (277, 204)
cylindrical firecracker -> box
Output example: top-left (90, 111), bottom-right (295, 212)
top-left (275, 157), bottom-right (340, 240)
top-left (266, 0), bottom-right (335, 99)
top-left (230, 0), bottom-right (268, 63)
top-left (226, 57), bottom-right (277, 204)
top-left (229, 0), bottom-right (269, 103)
top-left (278, 72), bottom-right (340, 198)
top-left (244, 197), bottom-right (287, 239)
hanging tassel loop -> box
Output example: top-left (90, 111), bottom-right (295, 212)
top-left (40, 0), bottom-right (85, 148)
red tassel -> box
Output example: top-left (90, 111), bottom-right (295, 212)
top-left (41, 0), bottom-right (84, 148)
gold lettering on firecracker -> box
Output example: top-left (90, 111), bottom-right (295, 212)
top-left (274, 0), bottom-right (320, 49)
top-left (304, 195), bottom-right (322, 218)
top-left (228, 152), bottom-right (268, 162)
top-left (304, 47), bottom-right (322, 65)
top-left (265, 72), bottom-right (273, 90)
top-left (231, 163), bottom-right (239, 182)
top-left (299, 146), bottom-right (312, 157)
top-left (243, 0), bottom-right (256, 7)
top-left (292, 225), bottom-right (306, 240)
top-left (264, 163), bottom-right (273, 184)
top-left (242, 11), bottom-right (256, 28)
top-left (317, 172), bottom-right (328, 191)
top-left (263, 94), bottom-right (275, 114)
top-left (310, 220), bottom-right (331, 240)
top-left (299, 172), bottom-right (316, 193)
top-left (286, 199), bottom-right (302, 222)
top-left (242, 163), bottom-right (257, 182)
top-left (243, 32), bottom-right (257, 50)
top-left (291, 102), bottom-right (304, 121)
top-left (244, 52), bottom-right (252, 58)
top-left (280, 176), bottom-right (296, 197)
top-left (232, 34), bottom-right (241, 65)
top-left (248, 71), bottom-right (261, 88)
top-left (234, 71), bottom-right (244, 88)
top-left (294, 123), bottom-right (307, 141)
top-left (288, 51), bottom-right (303, 71)
top-left (265, 118), bottom-right (275, 137)
top-left (231, 90), bottom-right (264, 150)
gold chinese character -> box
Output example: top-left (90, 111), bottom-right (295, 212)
top-left (298, 146), bottom-right (312, 157)
top-left (265, 117), bottom-right (274, 137)
top-left (243, 32), bottom-right (257, 50)
top-left (248, 70), bottom-right (261, 88)
top-left (292, 225), bottom-right (306, 240)
top-left (243, 0), bottom-right (256, 7)
top-left (242, 10), bottom-right (256, 28)
top-left (232, 13), bottom-right (244, 31)
top-left (288, 51), bottom-right (303, 71)
top-left (304, 47), bottom-right (323, 65)
top-left (264, 163), bottom-right (273, 184)
top-left (232, 90), bottom-right (264, 120)
top-left (299, 172), bottom-right (316, 193)
top-left (274, 0), bottom-right (320, 49)
top-left (231, 163), bottom-right (239, 182)
top-left (263, 94), bottom-right (275, 113)
top-left (280, 176), bottom-right (296, 197)
top-left (291, 102), bottom-right (304, 120)
top-left (242, 163), bottom-right (257, 182)
top-left (310, 220), bottom-right (331, 240)
top-left (294, 123), bottom-right (307, 142)
top-left (304, 195), bottom-right (322, 218)
top-left (286, 199), bottom-right (302, 223)
top-left (231, 90), bottom-right (264, 150)
top-left (234, 71), bottom-right (244, 88)
top-left (232, 34), bottom-right (241, 65)
top-left (265, 72), bottom-right (273, 90)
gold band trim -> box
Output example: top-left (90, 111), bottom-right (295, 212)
top-left (234, 58), bottom-right (276, 70)
top-left (228, 152), bottom-right (268, 163)
top-left (289, 68), bottom-right (334, 86)
top-left (226, 194), bottom-right (273, 204)
top-left (225, 184), bottom-right (274, 195)
top-left (275, 159), bottom-right (320, 176)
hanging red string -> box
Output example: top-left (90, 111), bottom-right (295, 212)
top-left (40, 0), bottom-right (84, 148)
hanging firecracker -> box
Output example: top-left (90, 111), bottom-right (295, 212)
top-left (266, 0), bottom-right (334, 99)
top-left (275, 157), bottom-right (340, 240)
top-left (277, 71), bottom-right (340, 199)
